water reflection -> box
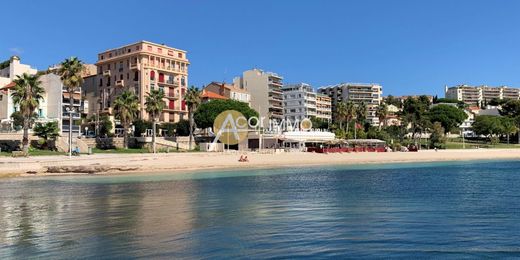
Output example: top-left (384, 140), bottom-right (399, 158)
top-left (0, 161), bottom-right (519, 258)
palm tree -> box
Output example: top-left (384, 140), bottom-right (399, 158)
top-left (56, 57), bottom-right (85, 157)
top-left (335, 101), bottom-right (347, 131)
top-left (114, 90), bottom-right (140, 149)
top-left (184, 86), bottom-right (201, 150)
top-left (11, 73), bottom-right (45, 153)
top-left (145, 89), bottom-right (166, 153)
top-left (375, 103), bottom-right (388, 130)
top-left (345, 101), bottom-right (355, 135)
top-left (356, 102), bottom-right (367, 126)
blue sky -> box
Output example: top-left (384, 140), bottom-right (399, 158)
top-left (2, 0), bottom-right (520, 96)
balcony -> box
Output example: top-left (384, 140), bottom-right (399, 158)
top-left (62, 112), bottom-right (81, 119)
top-left (116, 80), bottom-right (124, 87)
top-left (103, 70), bottom-right (111, 77)
top-left (166, 92), bottom-right (180, 99)
top-left (142, 63), bottom-right (187, 75)
top-left (62, 125), bottom-right (80, 133)
top-left (158, 80), bottom-right (179, 87)
top-left (130, 63), bottom-right (139, 70)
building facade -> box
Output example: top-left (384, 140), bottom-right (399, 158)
top-left (233, 69), bottom-right (283, 124)
top-left (204, 81), bottom-right (250, 105)
top-left (282, 83), bottom-right (317, 122)
top-left (316, 94), bottom-right (332, 121)
top-left (85, 41), bottom-right (189, 124)
top-left (0, 56), bottom-right (38, 121)
top-left (445, 85), bottom-right (520, 106)
top-left (39, 74), bottom-right (85, 136)
top-left (318, 83), bottom-right (383, 125)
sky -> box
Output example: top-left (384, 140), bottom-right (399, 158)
top-left (2, 0), bottom-right (520, 96)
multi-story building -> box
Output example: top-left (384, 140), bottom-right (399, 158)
top-left (233, 69), bottom-right (283, 124)
top-left (318, 83), bottom-right (383, 125)
top-left (84, 40), bottom-right (189, 124)
top-left (38, 74), bottom-right (86, 136)
top-left (282, 83), bottom-right (317, 122)
top-left (0, 56), bottom-right (38, 121)
top-left (445, 85), bottom-right (520, 106)
top-left (204, 81), bottom-right (250, 105)
top-left (316, 94), bottom-right (332, 121)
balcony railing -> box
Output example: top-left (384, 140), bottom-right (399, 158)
top-left (103, 70), bottom-right (111, 77)
top-left (62, 112), bottom-right (81, 118)
top-left (142, 63), bottom-right (187, 74)
top-left (62, 125), bottom-right (80, 132)
top-left (116, 80), bottom-right (124, 87)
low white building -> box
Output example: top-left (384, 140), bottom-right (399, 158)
top-left (0, 56), bottom-right (38, 121)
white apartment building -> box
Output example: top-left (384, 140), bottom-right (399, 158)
top-left (233, 69), bottom-right (284, 124)
top-left (445, 85), bottom-right (520, 106)
top-left (282, 83), bottom-right (317, 122)
top-left (0, 56), bottom-right (38, 121)
top-left (318, 83), bottom-right (383, 125)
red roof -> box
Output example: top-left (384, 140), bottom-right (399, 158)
top-left (202, 90), bottom-right (228, 100)
top-left (1, 82), bottom-right (15, 89)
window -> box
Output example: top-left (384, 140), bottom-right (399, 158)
top-left (120, 74), bottom-right (123, 80)
top-left (147, 45), bottom-right (152, 51)
top-left (127, 73), bottom-right (129, 79)
top-left (135, 46), bottom-right (140, 51)
top-left (134, 71), bottom-right (139, 81)
top-left (157, 48), bottom-right (162, 54)
top-left (38, 109), bottom-right (43, 117)
top-left (150, 71), bottom-right (155, 80)
top-left (178, 53), bottom-right (183, 58)
top-left (151, 84), bottom-right (155, 90)
top-left (101, 55), bottom-right (104, 60)
top-left (168, 50), bottom-right (174, 56)
top-left (127, 48), bottom-right (131, 53)
top-left (99, 78), bottom-right (103, 86)
top-left (181, 100), bottom-right (186, 110)
top-left (109, 53), bottom-right (112, 58)
top-left (0, 95), bottom-right (2, 101)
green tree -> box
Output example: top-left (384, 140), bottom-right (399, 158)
top-left (56, 57), bottom-right (85, 156)
top-left (501, 117), bottom-right (517, 144)
top-left (401, 97), bottom-right (429, 143)
top-left (184, 86), bottom-right (202, 150)
top-left (345, 101), bottom-right (355, 135)
top-left (499, 99), bottom-right (520, 143)
top-left (11, 73), bottom-right (45, 153)
top-left (430, 122), bottom-right (446, 149)
top-left (472, 115), bottom-right (504, 142)
top-left (194, 99), bottom-right (259, 129)
top-left (375, 103), bottom-right (388, 130)
top-left (428, 105), bottom-right (467, 134)
top-left (145, 89), bottom-right (166, 153)
top-left (385, 95), bottom-right (401, 107)
top-left (334, 101), bottom-right (347, 131)
top-left (33, 121), bottom-right (60, 149)
top-left (114, 90), bottom-right (140, 149)
top-left (309, 116), bottom-right (329, 130)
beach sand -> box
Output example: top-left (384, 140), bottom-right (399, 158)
top-left (0, 149), bottom-right (518, 178)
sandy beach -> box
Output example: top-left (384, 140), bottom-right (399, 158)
top-left (0, 149), bottom-right (518, 178)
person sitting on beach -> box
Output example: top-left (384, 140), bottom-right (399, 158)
top-left (243, 156), bottom-right (249, 162)
top-left (239, 155), bottom-right (245, 162)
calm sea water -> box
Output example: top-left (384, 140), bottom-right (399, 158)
top-left (1, 160), bottom-right (520, 259)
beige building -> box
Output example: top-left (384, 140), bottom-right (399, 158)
top-left (445, 84), bottom-right (520, 106)
top-left (318, 83), bottom-right (383, 125)
top-left (233, 69), bottom-right (283, 124)
top-left (0, 56), bottom-right (38, 121)
top-left (204, 81), bottom-right (250, 105)
top-left (316, 94), bottom-right (332, 121)
top-left (84, 40), bottom-right (189, 123)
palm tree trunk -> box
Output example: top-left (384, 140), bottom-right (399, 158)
top-left (188, 108), bottom-right (193, 150)
top-left (346, 120), bottom-right (350, 137)
top-left (123, 124), bottom-right (129, 149)
top-left (69, 91), bottom-right (73, 158)
top-left (152, 119), bottom-right (157, 153)
top-left (22, 120), bottom-right (29, 153)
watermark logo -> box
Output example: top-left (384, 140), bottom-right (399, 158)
top-left (213, 110), bottom-right (249, 145)
top-left (212, 110), bottom-right (313, 145)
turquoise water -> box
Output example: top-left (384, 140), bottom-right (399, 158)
top-left (1, 160), bottom-right (520, 258)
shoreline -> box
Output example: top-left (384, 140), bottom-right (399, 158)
top-left (0, 149), bottom-right (519, 179)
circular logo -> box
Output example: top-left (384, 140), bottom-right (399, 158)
top-left (300, 118), bottom-right (313, 131)
top-left (213, 110), bottom-right (249, 145)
